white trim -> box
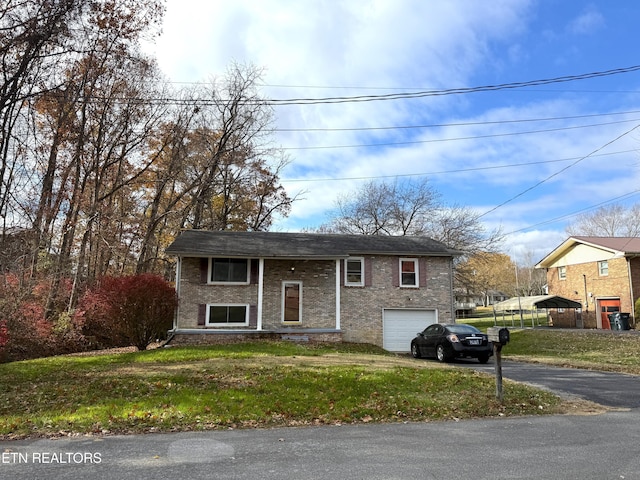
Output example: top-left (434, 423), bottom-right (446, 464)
top-left (335, 259), bottom-right (341, 330)
top-left (209, 257), bottom-right (250, 285)
top-left (282, 281), bottom-right (303, 323)
top-left (206, 304), bottom-right (250, 326)
top-left (344, 257), bottom-right (365, 286)
top-left (598, 260), bottom-right (609, 276)
top-left (399, 257), bottom-right (419, 288)
top-left (257, 258), bottom-right (264, 331)
top-left (173, 256), bottom-right (182, 330)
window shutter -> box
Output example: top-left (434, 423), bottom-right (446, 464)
top-left (364, 257), bottom-right (373, 286)
top-left (419, 258), bottom-right (427, 287)
top-left (392, 259), bottom-right (400, 287)
top-left (339, 260), bottom-right (345, 286)
top-left (200, 258), bottom-right (209, 283)
top-left (250, 259), bottom-right (259, 284)
top-left (249, 305), bottom-right (258, 327)
top-left (198, 304), bottom-right (207, 326)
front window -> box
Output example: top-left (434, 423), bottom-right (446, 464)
top-left (210, 258), bottom-right (249, 284)
top-left (207, 305), bottom-right (248, 326)
top-left (598, 260), bottom-right (609, 276)
top-left (345, 257), bottom-right (364, 286)
top-left (400, 258), bottom-right (419, 287)
top-left (558, 266), bottom-right (566, 280)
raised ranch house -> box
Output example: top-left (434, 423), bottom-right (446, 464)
top-left (165, 230), bottom-right (460, 352)
top-left (535, 236), bottom-right (640, 329)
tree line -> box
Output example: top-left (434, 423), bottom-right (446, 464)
top-left (0, 1), bottom-right (293, 359)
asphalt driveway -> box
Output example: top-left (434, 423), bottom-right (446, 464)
top-left (455, 359), bottom-right (640, 408)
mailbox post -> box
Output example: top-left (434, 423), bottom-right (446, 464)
top-left (487, 327), bottom-right (510, 403)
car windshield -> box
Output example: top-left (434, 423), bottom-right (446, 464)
top-left (446, 325), bottom-right (481, 334)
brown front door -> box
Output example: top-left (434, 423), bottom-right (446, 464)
top-left (599, 299), bottom-right (620, 329)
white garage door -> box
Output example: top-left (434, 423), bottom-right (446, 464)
top-left (383, 309), bottom-right (437, 352)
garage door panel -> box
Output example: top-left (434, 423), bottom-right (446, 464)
top-left (383, 309), bottom-right (436, 352)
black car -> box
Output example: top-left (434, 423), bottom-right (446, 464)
top-left (410, 323), bottom-right (492, 363)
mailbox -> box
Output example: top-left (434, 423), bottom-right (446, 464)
top-left (487, 327), bottom-right (510, 345)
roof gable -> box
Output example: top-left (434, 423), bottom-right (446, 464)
top-left (536, 236), bottom-right (640, 268)
top-left (165, 230), bottom-right (460, 259)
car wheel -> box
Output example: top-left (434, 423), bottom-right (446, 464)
top-left (477, 354), bottom-right (490, 364)
top-left (436, 344), bottom-right (449, 363)
top-left (411, 342), bottom-right (421, 359)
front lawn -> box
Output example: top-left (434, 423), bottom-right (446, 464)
top-left (503, 329), bottom-right (640, 374)
top-left (0, 342), bottom-right (563, 439)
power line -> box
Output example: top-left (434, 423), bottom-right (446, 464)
top-left (505, 189), bottom-right (640, 235)
top-left (277, 118), bottom-right (640, 151)
top-left (274, 109), bottom-right (640, 133)
top-left (111, 64), bottom-right (640, 107)
top-left (477, 122), bottom-right (640, 219)
top-left (264, 65), bottom-right (640, 105)
top-left (280, 149), bottom-right (637, 183)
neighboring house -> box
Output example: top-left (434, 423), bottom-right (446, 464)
top-left (165, 230), bottom-right (460, 352)
top-left (454, 289), bottom-right (508, 317)
top-left (0, 227), bottom-right (36, 273)
top-left (535, 237), bottom-right (640, 329)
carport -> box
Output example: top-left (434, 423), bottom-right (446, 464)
top-left (492, 295), bottom-right (583, 328)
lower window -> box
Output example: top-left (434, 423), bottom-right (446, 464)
top-left (207, 305), bottom-right (249, 326)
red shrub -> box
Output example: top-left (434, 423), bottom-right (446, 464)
top-left (76, 274), bottom-right (177, 350)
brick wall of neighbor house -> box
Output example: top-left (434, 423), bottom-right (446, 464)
top-left (546, 257), bottom-right (633, 328)
top-left (177, 257), bottom-right (259, 329)
top-left (340, 255), bottom-right (454, 346)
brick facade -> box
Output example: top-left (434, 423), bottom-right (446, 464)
top-left (546, 257), bottom-right (637, 329)
top-left (174, 254), bottom-right (455, 347)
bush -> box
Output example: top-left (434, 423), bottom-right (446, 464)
top-left (0, 274), bottom-right (61, 361)
top-left (76, 274), bottom-right (177, 350)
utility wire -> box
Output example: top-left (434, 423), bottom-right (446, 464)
top-left (278, 118), bottom-right (640, 151)
top-left (477, 122), bottom-right (640, 219)
top-left (275, 109), bottom-right (640, 132)
top-left (280, 149), bottom-right (637, 183)
top-left (264, 65), bottom-right (640, 105)
top-left (505, 189), bottom-right (640, 235)
top-left (108, 64), bottom-right (640, 107)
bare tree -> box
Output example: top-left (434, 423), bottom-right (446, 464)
top-left (328, 178), bottom-right (440, 235)
top-left (325, 178), bottom-right (503, 256)
top-left (565, 203), bottom-right (640, 237)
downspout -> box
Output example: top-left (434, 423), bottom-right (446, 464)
top-left (627, 256), bottom-right (636, 328)
top-left (335, 259), bottom-right (341, 330)
top-left (172, 256), bottom-right (182, 331)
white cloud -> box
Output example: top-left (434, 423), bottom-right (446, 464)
top-left (567, 5), bottom-right (605, 35)
top-left (147, 0), bottom-right (640, 261)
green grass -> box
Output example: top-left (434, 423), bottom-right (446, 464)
top-left (503, 329), bottom-right (640, 373)
top-left (0, 342), bottom-right (563, 439)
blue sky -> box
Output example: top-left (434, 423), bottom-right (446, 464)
top-left (147, 0), bottom-right (640, 264)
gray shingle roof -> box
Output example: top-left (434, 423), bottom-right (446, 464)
top-left (165, 230), bottom-right (460, 259)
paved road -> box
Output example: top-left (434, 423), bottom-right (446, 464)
top-left (2, 362), bottom-right (640, 480)
top-left (453, 359), bottom-right (640, 408)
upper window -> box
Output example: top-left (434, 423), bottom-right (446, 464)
top-left (207, 304), bottom-right (248, 326)
top-left (400, 258), bottom-right (419, 287)
top-left (210, 258), bottom-right (249, 284)
top-left (345, 257), bottom-right (364, 286)
top-left (598, 260), bottom-right (609, 276)
top-left (558, 266), bottom-right (566, 280)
